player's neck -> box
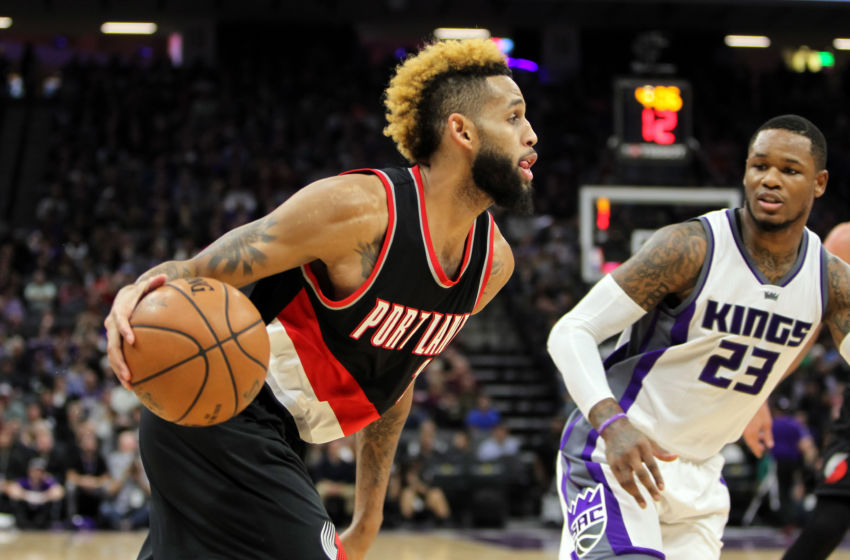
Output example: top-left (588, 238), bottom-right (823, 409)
top-left (417, 163), bottom-right (487, 244)
top-left (737, 208), bottom-right (806, 280)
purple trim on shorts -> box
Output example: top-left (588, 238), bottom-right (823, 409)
top-left (581, 432), bottom-right (635, 555)
top-left (720, 476), bottom-right (727, 487)
top-left (560, 415), bottom-right (583, 498)
top-left (567, 426), bottom-right (666, 559)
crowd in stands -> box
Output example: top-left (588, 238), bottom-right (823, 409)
top-left (0, 27), bottom-right (849, 532)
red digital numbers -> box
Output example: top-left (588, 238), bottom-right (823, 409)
top-left (641, 108), bottom-right (678, 145)
top-left (634, 85), bottom-right (683, 146)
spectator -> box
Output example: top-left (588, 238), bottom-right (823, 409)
top-left (5, 457), bottom-right (65, 529)
top-left (100, 430), bottom-right (149, 530)
top-left (22, 269), bottom-right (57, 315)
top-left (477, 422), bottom-right (522, 463)
top-left (771, 398), bottom-right (819, 530)
top-left (65, 427), bottom-right (111, 528)
top-left (465, 394), bottom-right (501, 434)
top-left (397, 458), bottom-right (451, 526)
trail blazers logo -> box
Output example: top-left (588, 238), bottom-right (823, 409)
top-left (320, 520), bottom-right (346, 559)
top-left (825, 452), bottom-right (848, 484)
top-left (568, 483), bottom-right (607, 557)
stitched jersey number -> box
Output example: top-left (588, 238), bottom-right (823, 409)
top-left (698, 340), bottom-right (779, 395)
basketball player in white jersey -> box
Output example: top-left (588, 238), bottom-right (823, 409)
top-left (547, 114), bottom-right (850, 559)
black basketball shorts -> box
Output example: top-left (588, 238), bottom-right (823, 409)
top-left (816, 435), bottom-right (850, 499)
top-left (137, 383), bottom-right (346, 560)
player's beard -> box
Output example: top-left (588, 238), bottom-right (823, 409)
top-left (471, 146), bottom-right (534, 216)
top-left (744, 198), bottom-right (807, 233)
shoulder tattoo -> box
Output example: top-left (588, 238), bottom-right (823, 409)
top-left (615, 220), bottom-right (706, 309)
top-left (355, 233), bottom-right (385, 280)
top-left (826, 253), bottom-right (850, 337)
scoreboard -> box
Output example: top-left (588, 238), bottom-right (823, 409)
top-left (613, 78), bottom-right (693, 162)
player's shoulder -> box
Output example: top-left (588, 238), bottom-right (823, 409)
top-left (290, 172), bottom-right (388, 227)
top-left (639, 219), bottom-right (709, 260)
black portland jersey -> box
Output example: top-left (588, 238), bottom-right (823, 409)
top-left (249, 166), bottom-right (495, 443)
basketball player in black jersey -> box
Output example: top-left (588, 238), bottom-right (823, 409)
top-left (104, 38), bottom-right (537, 560)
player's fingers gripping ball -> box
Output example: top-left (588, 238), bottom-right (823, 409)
top-left (122, 277), bottom-right (270, 426)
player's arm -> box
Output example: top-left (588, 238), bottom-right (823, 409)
top-left (105, 174), bottom-right (388, 385)
top-left (547, 220), bottom-right (707, 507)
top-left (340, 385), bottom-right (413, 560)
top-left (472, 223), bottom-right (514, 314)
top-left (823, 251), bottom-right (850, 365)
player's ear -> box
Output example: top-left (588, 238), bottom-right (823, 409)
top-left (813, 169), bottom-right (828, 198)
top-left (447, 113), bottom-right (476, 153)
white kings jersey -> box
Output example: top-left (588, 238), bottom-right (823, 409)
top-left (604, 209), bottom-right (828, 462)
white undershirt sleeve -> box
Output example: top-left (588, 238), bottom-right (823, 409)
top-left (546, 274), bottom-right (647, 419)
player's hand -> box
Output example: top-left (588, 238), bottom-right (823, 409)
top-left (742, 402), bottom-right (773, 458)
top-left (104, 274), bottom-right (167, 389)
top-left (601, 417), bottom-right (677, 509)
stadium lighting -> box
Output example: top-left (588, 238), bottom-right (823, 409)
top-left (101, 22), bottom-right (158, 35)
top-left (834, 38), bottom-right (850, 50)
top-left (506, 57), bottom-right (538, 72)
top-left (0, 17), bottom-right (12, 29)
top-left (724, 35), bottom-right (771, 48)
top-left (434, 28), bottom-right (490, 40)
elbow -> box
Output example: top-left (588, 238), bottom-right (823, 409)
top-left (547, 314), bottom-right (578, 356)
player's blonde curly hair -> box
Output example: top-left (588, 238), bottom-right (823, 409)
top-left (383, 38), bottom-right (510, 164)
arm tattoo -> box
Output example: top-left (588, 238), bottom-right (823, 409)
top-left (354, 395), bottom-right (408, 512)
top-left (138, 261), bottom-right (195, 284)
top-left (355, 234), bottom-right (384, 280)
top-left (614, 221), bottom-right (706, 310)
top-left (201, 216), bottom-right (277, 276)
top-left (826, 254), bottom-right (850, 341)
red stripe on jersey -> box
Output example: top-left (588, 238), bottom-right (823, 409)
top-left (473, 212), bottom-right (496, 310)
top-left (413, 165), bottom-right (474, 287)
top-left (302, 168), bottom-right (397, 309)
top-left (278, 288), bottom-right (380, 435)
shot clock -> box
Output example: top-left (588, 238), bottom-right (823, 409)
top-left (613, 78), bottom-right (693, 163)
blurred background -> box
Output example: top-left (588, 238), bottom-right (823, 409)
top-left (0, 0), bottom-right (848, 550)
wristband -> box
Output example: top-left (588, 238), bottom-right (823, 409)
top-left (597, 412), bottom-right (627, 436)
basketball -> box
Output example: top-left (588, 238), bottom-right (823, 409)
top-left (122, 277), bottom-right (270, 427)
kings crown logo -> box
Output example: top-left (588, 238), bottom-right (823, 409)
top-left (764, 291), bottom-right (779, 301)
top-left (568, 483), bottom-right (607, 558)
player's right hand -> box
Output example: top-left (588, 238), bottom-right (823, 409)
top-left (104, 274), bottom-right (168, 389)
top-left (742, 401), bottom-right (773, 458)
top-left (601, 418), bottom-right (677, 509)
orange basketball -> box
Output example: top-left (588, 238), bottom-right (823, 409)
top-left (123, 277), bottom-right (269, 426)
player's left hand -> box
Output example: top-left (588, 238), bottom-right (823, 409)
top-left (742, 402), bottom-right (773, 458)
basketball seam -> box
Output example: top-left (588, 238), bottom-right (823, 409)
top-left (166, 282), bottom-right (235, 423)
top-left (127, 325), bottom-right (207, 385)
top-left (222, 285), bottom-right (240, 417)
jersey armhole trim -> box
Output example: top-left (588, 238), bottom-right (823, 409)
top-left (473, 212), bottom-right (496, 311)
top-left (301, 168), bottom-right (398, 310)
